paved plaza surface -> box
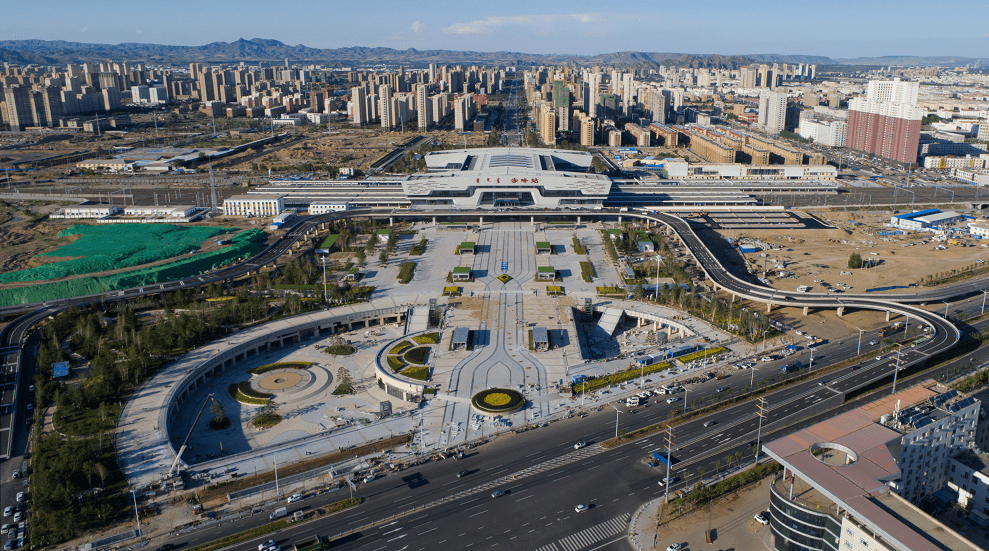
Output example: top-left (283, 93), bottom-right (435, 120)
top-left (120, 221), bottom-right (760, 504)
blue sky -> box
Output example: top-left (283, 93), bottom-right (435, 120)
top-left (4, 0), bottom-right (987, 59)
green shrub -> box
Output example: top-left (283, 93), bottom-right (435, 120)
top-left (251, 413), bottom-right (282, 428)
top-left (404, 346), bottom-right (429, 365)
top-left (387, 356), bottom-right (405, 371)
top-left (401, 365), bottom-right (429, 380)
top-left (572, 236), bottom-right (587, 255)
top-left (324, 344), bottom-right (356, 356)
top-left (398, 262), bottom-right (416, 284)
top-left (677, 347), bottom-right (728, 364)
top-left (580, 261), bottom-right (596, 283)
top-left (228, 384), bottom-right (269, 405)
top-left (332, 383), bottom-right (354, 395)
top-left (573, 362), bottom-right (672, 394)
top-left (412, 332), bottom-right (439, 345)
top-left (249, 362), bottom-right (312, 375)
top-left (389, 341), bottom-right (413, 354)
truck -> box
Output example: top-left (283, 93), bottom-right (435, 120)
top-left (625, 396), bottom-right (641, 407)
top-left (652, 451), bottom-right (679, 467)
top-left (288, 537), bottom-right (324, 551)
top-left (796, 285), bottom-right (810, 293)
top-left (781, 360), bottom-right (803, 373)
top-left (270, 506), bottom-right (288, 520)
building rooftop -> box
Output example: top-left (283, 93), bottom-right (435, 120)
top-left (452, 327), bottom-right (469, 345)
top-left (532, 326), bottom-right (549, 343)
top-left (537, 266), bottom-right (556, 273)
top-left (452, 267), bottom-right (471, 274)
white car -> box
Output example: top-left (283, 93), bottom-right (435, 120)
top-left (666, 544), bottom-right (682, 551)
top-left (259, 541), bottom-right (276, 551)
top-left (666, 397), bottom-right (679, 404)
top-left (574, 441), bottom-right (587, 450)
top-left (754, 513), bottom-right (770, 525)
top-left (574, 504), bottom-right (589, 513)
top-left (287, 493), bottom-right (303, 504)
top-left (2, 507), bottom-right (10, 518)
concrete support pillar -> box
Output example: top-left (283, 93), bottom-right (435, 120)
top-left (837, 307), bottom-right (844, 317)
top-left (637, 317), bottom-right (643, 328)
top-left (803, 306), bottom-right (809, 316)
top-left (389, 217), bottom-right (394, 226)
top-left (767, 302), bottom-right (773, 313)
top-left (618, 216), bottom-right (623, 223)
top-left (432, 216), bottom-right (437, 226)
top-left (479, 216), bottom-right (483, 225)
top-left (531, 216), bottom-right (535, 226)
top-left (577, 216), bottom-right (581, 225)
top-left (886, 310), bottom-right (891, 322)
top-left (653, 321), bottom-right (659, 331)
top-left (730, 294), bottom-right (736, 303)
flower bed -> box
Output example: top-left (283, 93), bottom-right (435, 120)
top-left (573, 361), bottom-right (672, 394)
top-left (387, 356), bottom-right (405, 371)
top-left (471, 388), bottom-right (525, 413)
top-left (324, 344), bottom-right (356, 356)
top-left (412, 332), bottom-right (440, 345)
top-left (404, 346), bottom-right (430, 365)
top-left (389, 341), bottom-right (413, 354)
top-left (401, 365), bottom-right (429, 380)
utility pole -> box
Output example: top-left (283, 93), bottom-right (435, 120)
top-left (209, 164), bottom-right (218, 213)
top-left (664, 426), bottom-right (674, 503)
top-left (274, 453), bottom-right (280, 498)
top-left (892, 344), bottom-right (903, 395)
top-left (754, 397), bottom-right (767, 464)
top-left (131, 489), bottom-right (142, 539)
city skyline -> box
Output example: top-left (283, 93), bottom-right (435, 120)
top-left (3, 0), bottom-right (988, 60)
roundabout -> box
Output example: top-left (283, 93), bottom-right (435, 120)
top-left (471, 388), bottom-right (525, 414)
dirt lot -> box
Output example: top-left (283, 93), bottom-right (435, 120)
top-left (654, 476), bottom-right (774, 551)
top-left (711, 208), bottom-right (989, 296)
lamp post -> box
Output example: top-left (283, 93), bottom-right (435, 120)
top-left (982, 290), bottom-right (987, 315)
top-left (664, 426), bottom-right (674, 503)
top-left (131, 489), bottom-right (142, 539)
top-left (809, 348), bottom-right (815, 371)
top-left (944, 301), bottom-right (949, 318)
top-left (321, 254), bottom-right (328, 304)
top-left (580, 380), bottom-right (588, 408)
top-left (683, 387), bottom-right (688, 413)
top-left (762, 329), bottom-right (769, 353)
top-left (754, 398), bottom-right (767, 464)
top-left (857, 328), bottom-right (865, 356)
top-left (608, 404), bottom-right (620, 439)
top-left (892, 344), bottom-right (903, 395)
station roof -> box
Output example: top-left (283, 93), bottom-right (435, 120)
top-left (532, 326), bottom-right (549, 343)
top-left (452, 327), bottom-right (469, 345)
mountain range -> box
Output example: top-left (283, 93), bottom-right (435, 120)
top-left (0, 38), bottom-right (985, 69)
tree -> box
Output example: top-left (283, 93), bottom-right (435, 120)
top-left (848, 252), bottom-right (863, 269)
top-left (209, 398), bottom-right (229, 430)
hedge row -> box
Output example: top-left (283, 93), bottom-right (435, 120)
top-left (238, 381), bottom-right (272, 399)
top-left (398, 262), bottom-right (417, 284)
top-left (573, 361), bottom-right (672, 394)
top-left (401, 365), bottom-right (429, 380)
top-left (412, 332), bottom-right (439, 345)
top-left (249, 362), bottom-right (313, 375)
top-left (580, 261), bottom-right (596, 283)
top-left (389, 341), bottom-right (412, 354)
top-left (228, 384), bottom-right (269, 405)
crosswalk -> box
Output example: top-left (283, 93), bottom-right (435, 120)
top-left (532, 513), bottom-right (631, 551)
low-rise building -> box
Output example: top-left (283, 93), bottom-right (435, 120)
top-left (308, 202), bottom-right (352, 214)
top-left (50, 204), bottom-right (122, 219)
top-left (222, 194), bottom-right (284, 217)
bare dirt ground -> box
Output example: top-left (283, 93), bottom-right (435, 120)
top-left (712, 208), bottom-right (989, 296)
top-left (654, 476), bottom-right (774, 551)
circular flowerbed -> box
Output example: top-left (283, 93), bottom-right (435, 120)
top-left (471, 388), bottom-right (524, 414)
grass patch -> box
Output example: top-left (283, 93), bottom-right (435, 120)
top-left (401, 365), bottom-right (430, 380)
top-left (389, 341), bottom-right (413, 354)
top-left (410, 238), bottom-right (427, 255)
top-left (324, 344), bottom-right (356, 356)
top-left (596, 286), bottom-right (625, 297)
top-left (580, 261), bottom-right (596, 282)
top-left (249, 361), bottom-right (313, 375)
top-left (413, 332), bottom-right (440, 345)
top-left (572, 236), bottom-right (587, 255)
top-left (573, 361), bottom-right (672, 394)
top-left (404, 346), bottom-right (430, 365)
top-left (331, 383), bottom-right (354, 395)
top-left (387, 356), bottom-right (405, 371)
top-left (497, 274), bottom-right (512, 283)
top-left (677, 347), bottom-right (728, 364)
top-left (547, 286), bottom-right (564, 295)
top-left (398, 262), bottom-right (416, 284)
top-left (319, 234), bottom-right (339, 251)
top-left (443, 286), bottom-right (462, 296)
top-left (52, 401), bottom-right (122, 437)
top-left (251, 413), bottom-right (282, 428)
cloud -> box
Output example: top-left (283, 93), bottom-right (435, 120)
top-left (441, 12), bottom-right (646, 38)
top-left (410, 20), bottom-right (425, 34)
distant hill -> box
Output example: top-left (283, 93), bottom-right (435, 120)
top-left (0, 39), bottom-right (982, 69)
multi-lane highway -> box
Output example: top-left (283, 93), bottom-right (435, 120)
top-left (0, 206), bottom-right (983, 551)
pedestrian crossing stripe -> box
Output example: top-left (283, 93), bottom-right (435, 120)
top-left (553, 513), bottom-right (631, 551)
top-left (532, 544), bottom-right (560, 551)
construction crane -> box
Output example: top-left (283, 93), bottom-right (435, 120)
top-left (167, 393), bottom-right (215, 477)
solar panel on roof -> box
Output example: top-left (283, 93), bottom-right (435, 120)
top-left (931, 390), bottom-right (958, 408)
top-left (948, 397), bottom-right (977, 413)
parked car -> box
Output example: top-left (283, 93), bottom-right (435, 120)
top-left (754, 513), bottom-right (770, 525)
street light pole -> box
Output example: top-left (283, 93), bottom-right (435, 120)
top-left (664, 426), bottom-right (674, 503)
top-left (321, 255), bottom-right (328, 304)
top-left (809, 348), bottom-right (814, 371)
top-left (608, 404), bottom-right (620, 439)
top-left (983, 290), bottom-right (987, 315)
top-left (857, 328), bottom-right (865, 356)
top-left (762, 329), bottom-right (768, 352)
top-left (892, 344), bottom-right (903, 395)
top-left (131, 489), bottom-right (142, 539)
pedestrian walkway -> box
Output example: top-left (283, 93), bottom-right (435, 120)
top-left (533, 513), bottom-right (631, 551)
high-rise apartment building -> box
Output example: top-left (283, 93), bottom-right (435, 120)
top-left (378, 85), bottom-right (393, 129)
top-left (350, 87), bottom-right (367, 126)
top-left (4, 85), bottom-right (33, 130)
top-left (846, 78), bottom-right (922, 166)
top-left (758, 90), bottom-right (787, 134)
top-left (416, 84), bottom-right (432, 131)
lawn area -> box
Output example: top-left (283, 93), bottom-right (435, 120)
top-left (580, 261), bottom-right (596, 282)
top-left (413, 332), bottom-right (440, 345)
top-left (251, 413), bottom-right (282, 428)
top-left (319, 234), bottom-right (339, 251)
top-left (573, 361), bottom-right (672, 394)
top-left (677, 347), bottom-right (729, 363)
top-left (410, 238), bottom-right (427, 255)
top-left (332, 383), bottom-right (354, 395)
top-left (398, 262), bottom-right (417, 284)
top-left (547, 286), bottom-right (564, 295)
top-left (572, 237), bottom-right (587, 254)
top-left (52, 401), bottom-right (122, 436)
top-left (442, 286), bottom-right (462, 296)
top-left (404, 346), bottom-right (430, 365)
top-left (596, 286), bottom-right (625, 297)
top-left (497, 274), bottom-right (512, 283)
